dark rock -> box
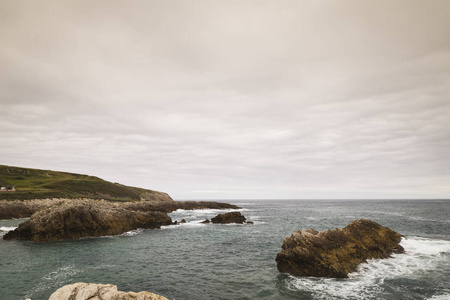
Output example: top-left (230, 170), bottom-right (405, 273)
top-left (246, 221), bottom-right (254, 225)
top-left (180, 219), bottom-right (186, 223)
top-left (201, 219), bottom-right (210, 223)
top-left (276, 219), bottom-right (404, 278)
top-left (3, 200), bottom-right (172, 242)
top-left (211, 212), bottom-right (246, 224)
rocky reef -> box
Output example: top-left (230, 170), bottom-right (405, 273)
top-left (207, 211), bottom-right (252, 224)
top-left (276, 219), bottom-right (404, 278)
top-left (4, 200), bottom-right (172, 242)
top-left (47, 282), bottom-right (168, 300)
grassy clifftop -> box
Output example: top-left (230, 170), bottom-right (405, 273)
top-left (0, 165), bottom-right (170, 202)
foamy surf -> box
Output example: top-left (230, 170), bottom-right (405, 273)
top-left (286, 237), bottom-right (450, 299)
top-left (0, 226), bottom-right (17, 232)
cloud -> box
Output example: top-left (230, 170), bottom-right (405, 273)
top-left (1, 0), bottom-right (449, 199)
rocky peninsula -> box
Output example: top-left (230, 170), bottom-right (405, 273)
top-left (276, 219), bottom-right (404, 278)
top-left (2, 198), bottom-right (239, 242)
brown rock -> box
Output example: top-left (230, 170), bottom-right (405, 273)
top-left (3, 200), bottom-right (172, 242)
top-left (276, 219), bottom-right (404, 278)
top-left (211, 211), bottom-right (246, 224)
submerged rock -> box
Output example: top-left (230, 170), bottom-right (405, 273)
top-left (48, 282), bottom-right (169, 300)
top-left (3, 200), bottom-right (172, 242)
top-left (276, 219), bottom-right (404, 278)
top-left (211, 211), bottom-right (251, 224)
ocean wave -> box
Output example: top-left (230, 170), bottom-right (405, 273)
top-left (170, 208), bottom-right (248, 215)
top-left (121, 228), bottom-right (145, 236)
top-left (0, 226), bottom-right (17, 232)
top-left (285, 237), bottom-right (450, 299)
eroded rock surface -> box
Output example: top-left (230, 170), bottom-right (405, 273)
top-left (0, 199), bottom-right (65, 219)
top-left (276, 219), bottom-right (404, 278)
top-left (48, 282), bottom-right (169, 300)
top-left (3, 200), bottom-right (172, 242)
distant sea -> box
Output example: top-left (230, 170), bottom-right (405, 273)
top-left (1, 199), bottom-right (449, 300)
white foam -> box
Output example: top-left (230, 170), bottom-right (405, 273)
top-left (286, 237), bottom-right (450, 299)
top-left (170, 208), bottom-right (248, 216)
top-left (427, 294), bottom-right (450, 300)
top-left (121, 228), bottom-right (144, 236)
top-left (0, 226), bottom-right (17, 232)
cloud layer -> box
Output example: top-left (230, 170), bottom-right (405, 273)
top-left (1, 0), bottom-right (449, 199)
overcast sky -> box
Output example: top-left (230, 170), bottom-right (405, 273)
top-left (1, 0), bottom-right (449, 200)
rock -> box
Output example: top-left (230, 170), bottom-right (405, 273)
top-left (0, 199), bottom-right (65, 219)
top-left (201, 219), bottom-right (210, 223)
top-left (48, 282), bottom-right (169, 300)
top-left (180, 219), bottom-right (186, 223)
top-left (126, 200), bottom-right (240, 213)
top-left (3, 200), bottom-right (172, 242)
top-left (0, 199), bottom-right (239, 220)
top-left (276, 219), bottom-right (404, 278)
top-left (211, 212), bottom-right (247, 224)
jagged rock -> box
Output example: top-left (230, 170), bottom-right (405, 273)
top-left (48, 282), bottom-right (169, 300)
top-left (276, 219), bottom-right (404, 278)
top-left (3, 200), bottom-right (172, 242)
top-left (211, 212), bottom-right (247, 224)
top-left (0, 199), bottom-right (240, 220)
top-left (0, 199), bottom-right (65, 219)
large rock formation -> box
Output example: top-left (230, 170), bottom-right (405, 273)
top-left (211, 211), bottom-right (248, 224)
top-left (0, 199), bottom-right (65, 219)
top-left (3, 200), bottom-right (172, 242)
top-left (48, 282), bottom-right (168, 300)
top-left (276, 219), bottom-right (404, 278)
top-left (0, 199), bottom-right (239, 220)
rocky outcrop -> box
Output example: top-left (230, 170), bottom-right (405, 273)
top-left (210, 212), bottom-right (250, 224)
top-left (48, 282), bottom-right (168, 300)
top-left (125, 200), bottom-right (240, 213)
top-left (0, 199), bottom-right (239, 220)
top-left (3, 200), bottom-right (172, 242)
top-left (0, 199), bottom-right (65, 219)
top-left (276, 219), bottom-right (404, 278)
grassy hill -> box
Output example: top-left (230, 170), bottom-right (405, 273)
top-left (0, 165), bottom-right (163, 201)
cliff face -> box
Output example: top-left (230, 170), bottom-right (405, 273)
top-left (48, 282), bottom-right (169, 300)
top-left (276, 219), bottom-right (404, 278)
top-left (3, 200), bottom-right (172, 242)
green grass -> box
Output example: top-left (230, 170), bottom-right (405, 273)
top-left (0, 165), bottom-right (154, 201)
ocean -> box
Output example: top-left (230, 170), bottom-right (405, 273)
top-left (0, 199), bottom-right (449, 300)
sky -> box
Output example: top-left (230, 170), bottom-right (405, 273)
top-left (1, 0), bottom-right (449, 200)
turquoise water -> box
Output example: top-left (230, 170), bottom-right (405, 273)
top-left (1, 199), bottom-right (449, 300)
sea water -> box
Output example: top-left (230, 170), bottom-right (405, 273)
top-left (0, 199), bottom-right (449, 300)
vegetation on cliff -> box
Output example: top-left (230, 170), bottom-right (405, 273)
top-left (0, 165), bottom-right (172, 202)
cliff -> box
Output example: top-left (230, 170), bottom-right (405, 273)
top-left (0, 165), bottom-right (173, 202)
